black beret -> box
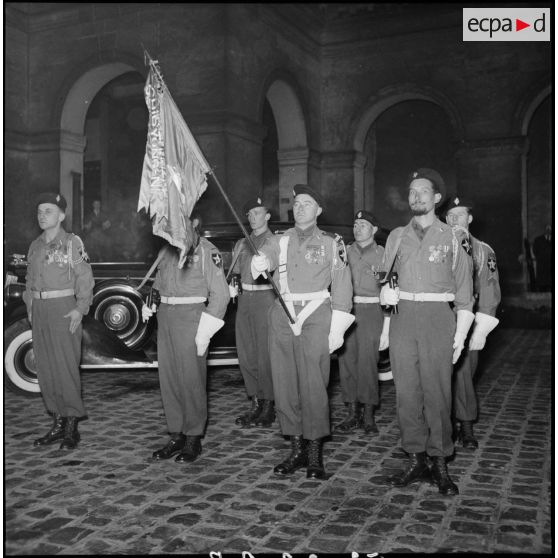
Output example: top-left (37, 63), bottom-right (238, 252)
top-left (446, 195), bottom-right (474, 212)
top-left (293, 184), bottom-right (324, 208)
top-left (354, 210), bottom-right (379, 227)
top-left (243, 197), bottom-right (267, 215)
top-left (407, 168), bottom-right (446, 200)
top-left (36, 192), bottom-right (67, 212)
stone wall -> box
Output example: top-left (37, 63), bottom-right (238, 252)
top-left (4, 3), bottom-right (552, 294)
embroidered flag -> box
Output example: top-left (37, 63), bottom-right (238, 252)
top-left (138, 58), bottom-right (211, 268)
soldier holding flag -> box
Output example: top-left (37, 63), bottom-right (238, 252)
top-left (142, 214), bottom-right (229, 463)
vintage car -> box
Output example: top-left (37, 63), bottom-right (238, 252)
top-left (4, 222), bottom-right (392, 395)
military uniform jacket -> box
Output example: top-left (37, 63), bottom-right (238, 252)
top-left (259, 225), bottom-right (353, 313)
top-left (383, 217), bottom-right (474, 312)
top-left (232, 229), bottom-right (274, 285)
top-left (23, 229), bottom-right (94, 315)
top-left (153, 238), bottom-right (229, 320)
top-left (470, 234), bottom-right (501, 317)
top-left (347, 241), bottom-right (384, 297)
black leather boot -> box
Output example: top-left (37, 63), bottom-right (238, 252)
top-left (430, 456), bottom-right (459, 495)
top-left (387, 452), bottom-right (431, 486)
top-left (335, 402), bottom-right (361, 432)
top-left (152, 433), bottom-right (186, 460)
top-left (175, 435), bottom-right (202, 463)
top-left (254, 400), bottom-right (275, 427)
top-left (306, 438), bottom-right (327, 480)
top-left (274, 435), bottom-right (307, 475)
top-left (235, 395), bottom-right (261, 426)
top-left (459, 420), bottom-right (479, 449)
top-left (34, 413), bottom-right (66, 446)
top-left (362, 404), bottom-right (379, 434)
top-left (59, 417), bottom-right (80, 450)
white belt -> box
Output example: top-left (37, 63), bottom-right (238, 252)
top-left (283, 290), bottom-right (330, 303)
top-left (241, 283), bottom-right (273, 291)
top-left (32, 289), bottom-right (74, 299)
top-left (160, 296), bottom-right (207, 305)
top-left (399, 291), bottom-right (455, 302)
top-left (353, 296), bottom-right (380, 304)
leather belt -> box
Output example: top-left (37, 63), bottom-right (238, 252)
top-left (399, 291), bottom-right (455, 302)
top-left (283, 290), bottom-right (330, 302)
top-left (353, 296), bottom-right (380, 304)
top-left (241, 283), bottom-right (273, 291)
top-left (160, 296), bottom-right (207, 305)
top-left (31, 289), bottom-right (74, 299)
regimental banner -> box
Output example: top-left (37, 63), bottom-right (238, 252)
top-left (138, 62), bottom-right (211, 268)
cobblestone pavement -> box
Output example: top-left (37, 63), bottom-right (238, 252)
top-left (4, 328), bottom-right (552, 555)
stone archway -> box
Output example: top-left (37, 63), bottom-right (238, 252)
top-left (59, 62), bottom-right (138, 227)
top-left (515, 84), bottom-right (551, 291)
top-left (351, 84), bottom-right (464, 215)
top-left (264, 79), bottom-right (308, 220)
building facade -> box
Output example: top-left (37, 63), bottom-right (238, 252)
top-left (4, 3), bottom-right (552, 295)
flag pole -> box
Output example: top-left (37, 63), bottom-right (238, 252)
top-left (142, 49), bottom-right (296, 324)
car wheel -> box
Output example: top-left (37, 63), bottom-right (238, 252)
top-left (4, 318), bottom-right (41, 395)
top-left (90, 280), bottom-right (152, 350)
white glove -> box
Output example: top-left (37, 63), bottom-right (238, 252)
top-left (195, 312), bottom-right (225, 356)
top-left (469, 312), bottom-right (499, 351)
top-left (229, 284), bottom-right (239, 299)
top-left (142, 303), bottom-right (156, 323)
top-left (379, 316), bottom-right (390, 351)
top-left (380, 283), bottom-right (400, 306)
top-left (328, 310), bottom-right (356, 354)
top-left (251, 253), bottom-right (270, 279)
top-left (452, 309), bottom-right (475, 364)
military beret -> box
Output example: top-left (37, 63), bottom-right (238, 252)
top-left (243, 197), bottom-right (267, 215)
top-left (36, 192), bottom-right (67, 212)
top-left (293, 184), bottom-right (324, 208)
top-left (354, 210), bottom-right (379, 227)
top-left (446, 195), bottom-right (474, 212)
top-left (407, 168), bottom-right (446, 200)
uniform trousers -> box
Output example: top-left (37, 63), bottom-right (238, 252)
top-left (338, 303), bottom-right (383, 405)
top-left (389, 300), bottom-right (455, 457)
top-left (235, 290), bottom-right (275, 400)
top-left (32, 296), bottom-right (85, 418)
top-left (453, 347), bottom-right (479, 421)
top-left (157, 303), bottom-right (207, 436)
top-left (268, 300), bottom-right (331, 441)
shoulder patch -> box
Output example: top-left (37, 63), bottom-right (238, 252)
top-left (70, 234), bottom-right (89, 264)
top-left (487, 253), bottom-right (497, 274)
top-left (461, 236), bottom-right (472, 256)
top-left (211, 252), bottom-right (223, 268)
top-left (332, 233), bottom-right (347, 270)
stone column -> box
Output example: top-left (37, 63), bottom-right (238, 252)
top-left (59, 130), bottom-right (87, 231)
top-left (277, 147), bottom-right (310, 221)
top-left (455, 136), bottom-right (528, 295)
top-left (320, 150), bottom-right (355, 224)
top-left (188, 111), bottom-right (267, 223)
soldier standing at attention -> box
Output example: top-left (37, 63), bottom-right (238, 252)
top-left (23, 193), bottom-right (94, 450)
top-left (381, 169), bottom-right (474, 496)
top-left (251, 184), bottom-right (354, 480)
top-left (142, 215), bottom-right (229, 464)
top-left (230, 198), bottom-right (276, 428)
top-left (445, 196), bottom-right (501, 449)
top-left (336, 210), bottom-right (390, 434)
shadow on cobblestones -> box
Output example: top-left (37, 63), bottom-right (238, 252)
top-left (4, 329), bottom-right (552, 555)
